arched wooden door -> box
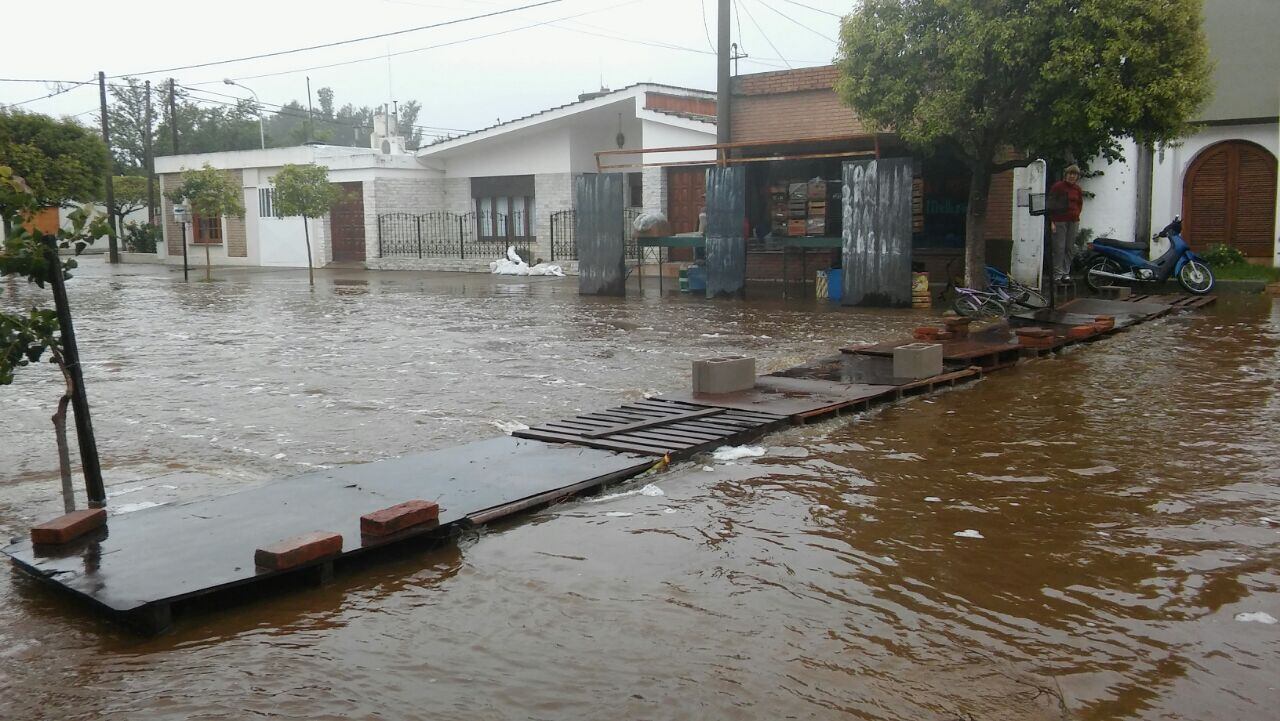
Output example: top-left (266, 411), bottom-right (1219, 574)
top-left (1182, 140), bottom-right (1277, 256)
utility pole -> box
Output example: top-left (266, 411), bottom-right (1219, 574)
top-left (306, 76), bottom-right (314, 143)
top-left (45, 238), bottom-right (106, 507)
top-left (716, 0), bottom-right (731, 145)
top-left (144, 79), bottom-right (154, 226)
top-left (730, 42), bottom-right (747, 76)
top-left (168, 78), bottom-right (178, 154)
top-left (98, 71), bottom-right (119, 263)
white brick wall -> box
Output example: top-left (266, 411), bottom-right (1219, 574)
top-left (535, 172), bottom-right (574, 263)
top-left (364, 178), bottom-right (445, 260)
top-left (642, 166), bottom-right (667, 215)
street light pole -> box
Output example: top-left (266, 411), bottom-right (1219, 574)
top-left (224, 79), bottom-right (265, 149)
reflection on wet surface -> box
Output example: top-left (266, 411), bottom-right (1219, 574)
top-left (2, 260), bottom-right (1277, 720)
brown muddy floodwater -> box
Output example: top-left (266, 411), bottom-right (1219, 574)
top-left (1, 259), bottom-right (1277, 720)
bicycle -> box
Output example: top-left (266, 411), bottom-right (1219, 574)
top-left (985, 266), bottom-right (1049, 309)
top-left (940, 257), bottom-right (1012, 318)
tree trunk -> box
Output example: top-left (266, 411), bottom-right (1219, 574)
top-left (53, 395), bottom-right (76, 513)
top-left (965, 164), bottom-right (994, 288)
top-left (205, 244), bottom-right (212, 282)
top-left (303, 217), bottom-right (314, 287)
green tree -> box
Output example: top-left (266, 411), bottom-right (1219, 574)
top-left (0, 109), bottom-right (108, 233)
top-left (112, 174), bottom-right (149, 219)
top-left (272, 163), bottom-right (339, 287)
top-left (105, 76), bottom-right (155, 173)
top-left (1, 165), bottom-right (114, 510)
top-left (164, 163), bottom-right (245, 280)
top-left (835, 0), bottom-right (1212, 286)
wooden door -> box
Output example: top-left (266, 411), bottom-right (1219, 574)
top-left (1183, 141), bottom-right (1277, 256)
top-left (329, 181), bottom-right (366, 262)
top-left (666, 166), bottom-right (708, 261)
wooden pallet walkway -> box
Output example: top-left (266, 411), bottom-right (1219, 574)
top-left (513, 398), bottom-right (788, 458)
top-left (5, 437), bottom-right (656, 632)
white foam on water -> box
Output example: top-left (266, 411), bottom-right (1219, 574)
top-left (712, 445), bottom-right (766, 462)
top-left (604, 511), bottom-right (633, 518)
top-left (1234, 612), bottom-right (1276, 624)
top-left (953, 529), bottom-right (984, 539)
top-left (107, 485), bottom-right (148, 498)
top-left (701, 466), bottom-right (715, 472)
top-left (663, 508), bottom-right (676, 514)
top-left (924, 496), bottom-right (942, 503)
top-left (112, 501), bottom-right (164, 515)
top-left (588, 484), bottom-right (664, 503)
top-left (1069, 465), bottom-right (1119, 476)
top-left (489, 420), bottom-right (529, 434)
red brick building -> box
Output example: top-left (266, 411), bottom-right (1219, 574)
top-left (666, 65), bottom-right (1017, 286)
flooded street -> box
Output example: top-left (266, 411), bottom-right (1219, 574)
top-left (2, 258), bottom-right (1277, 720)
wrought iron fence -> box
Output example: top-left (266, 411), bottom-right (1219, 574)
top-left (547, 207), bottom-right (646, 262)
top-left (376, 211), bottom-right (533, 260)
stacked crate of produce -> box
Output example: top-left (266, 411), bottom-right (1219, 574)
top-left (769, 185), bottom-right (789, 236)
top-left (806, 179), bottom-right (827, 236)
top-left (787, 182), bottom-right (808, 236)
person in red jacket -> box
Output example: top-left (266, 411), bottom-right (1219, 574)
top-left (1048, 164), bottom-right (1084, 280)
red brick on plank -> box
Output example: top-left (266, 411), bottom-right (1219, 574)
top-left (254, 531), bottom-right (342, 571)
top-left (1014, 327), bottom-right (1053, 338)
top-left (31, 508), bottom-right (106, 545)
top-left (360, 499), bottom-right (440, 538)
top-left (1067, 325), bottom-right (1096, 340)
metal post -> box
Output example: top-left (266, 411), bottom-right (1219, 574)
top-left (144, 80), bottom-right (154, 228)
top-left (458, 215), bottom-right (465, 259)
top-left (716, 0), bottom-right (731, 145)
top-left (98, 71), bottom-right (119, 263)
top-left (1045, 161), bottom-right (1055, 310)
top-left (168, 78), bottom-right (178, 154)
top-left (180, 220), bottom-right (189, 281)
top-left (377, 215), bottom-right (383, 258)
top-left (44, 240), bottom-right (106, 507)
top-left (550, 214), bottom-right (556, 262)
top-left (415, 214), bottom-right (423, 258)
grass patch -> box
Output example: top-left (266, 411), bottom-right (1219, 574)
top-left (1211, 262), bottom-right (1280, 282)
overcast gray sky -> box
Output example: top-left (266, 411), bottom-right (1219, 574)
top-left (1, 0), bottom-right (846, 139)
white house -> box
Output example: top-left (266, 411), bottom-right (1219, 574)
top-left (1078, 0), bottom-right (1278, 266)
top-left (153, 83), bottom-right (717, 272)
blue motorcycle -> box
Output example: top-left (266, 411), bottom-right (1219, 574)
top-left (1084, 216), bottom-right (1214, 295)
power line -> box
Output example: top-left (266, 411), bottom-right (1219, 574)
top-left (108, 0), bottom-right (563, 79)
top-left (190, 0), bottom-right (639, 83)
top-left (0, 77), bottom-right (88, 84)
top-left (3, 78), bottom-right (97, 109)
top-left (699, 0), bottom-right (716, 52)
top-left (738, 0), bottom-right (791, 69)
top-left (752, 0), bottom-right (836, 42)
top-left (174, 83), bottom-right (469, 133)
top-left (779, 0), bottom-right (841, 17)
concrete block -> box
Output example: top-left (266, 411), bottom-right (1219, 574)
top-left (892, 342), bottom-right (943, 379)
top-left (361, 499), bottom-right (440, 538)
top-left (31, 508), bottom-right (107, 545)
top-left (1098, 285), bottom-right (1130, 300)
top-left (692, 356), bottom-right (756, 395)
top-left (254, 531), bottom-right (342, 571)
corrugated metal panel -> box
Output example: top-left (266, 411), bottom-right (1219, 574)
top-left (704, 165), bottom-right (746, 298)
top-left (575, 174), bottom-right (626, 296)
top-left (842, 158), bottom-right (912, 307)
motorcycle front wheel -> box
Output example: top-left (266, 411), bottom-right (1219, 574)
top-left (1085, 256), bottom-right (1126, 293)
top-left (1177, 259), bottom-right (1215, 295)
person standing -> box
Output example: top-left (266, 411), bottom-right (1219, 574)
top-left (1049, 165), bottom-right (1084, 280)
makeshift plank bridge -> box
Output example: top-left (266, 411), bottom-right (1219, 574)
top-left (3, 295), bottom-right (1214, 633)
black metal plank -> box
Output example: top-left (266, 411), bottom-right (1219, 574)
top-left (705, 166), bottom-right (747, 298)
top-left (3, 437), bottom-right (655, 613)
top-left (513, 429), bottom-right (673, 455)
top-left (582, 407), bottom-right (726, 438)
top-left (842, 158), bottom-right (913, 307)
top-left (576, 173), bottom-right (627, 296)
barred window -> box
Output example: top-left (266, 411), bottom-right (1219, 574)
top-left (259, 187), bottom-right (275, 217)
top-left (193, 215), bottom-right (222, 245)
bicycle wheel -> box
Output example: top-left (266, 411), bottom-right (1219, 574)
top-left (1013, 284), bottom-right (1049, 309)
